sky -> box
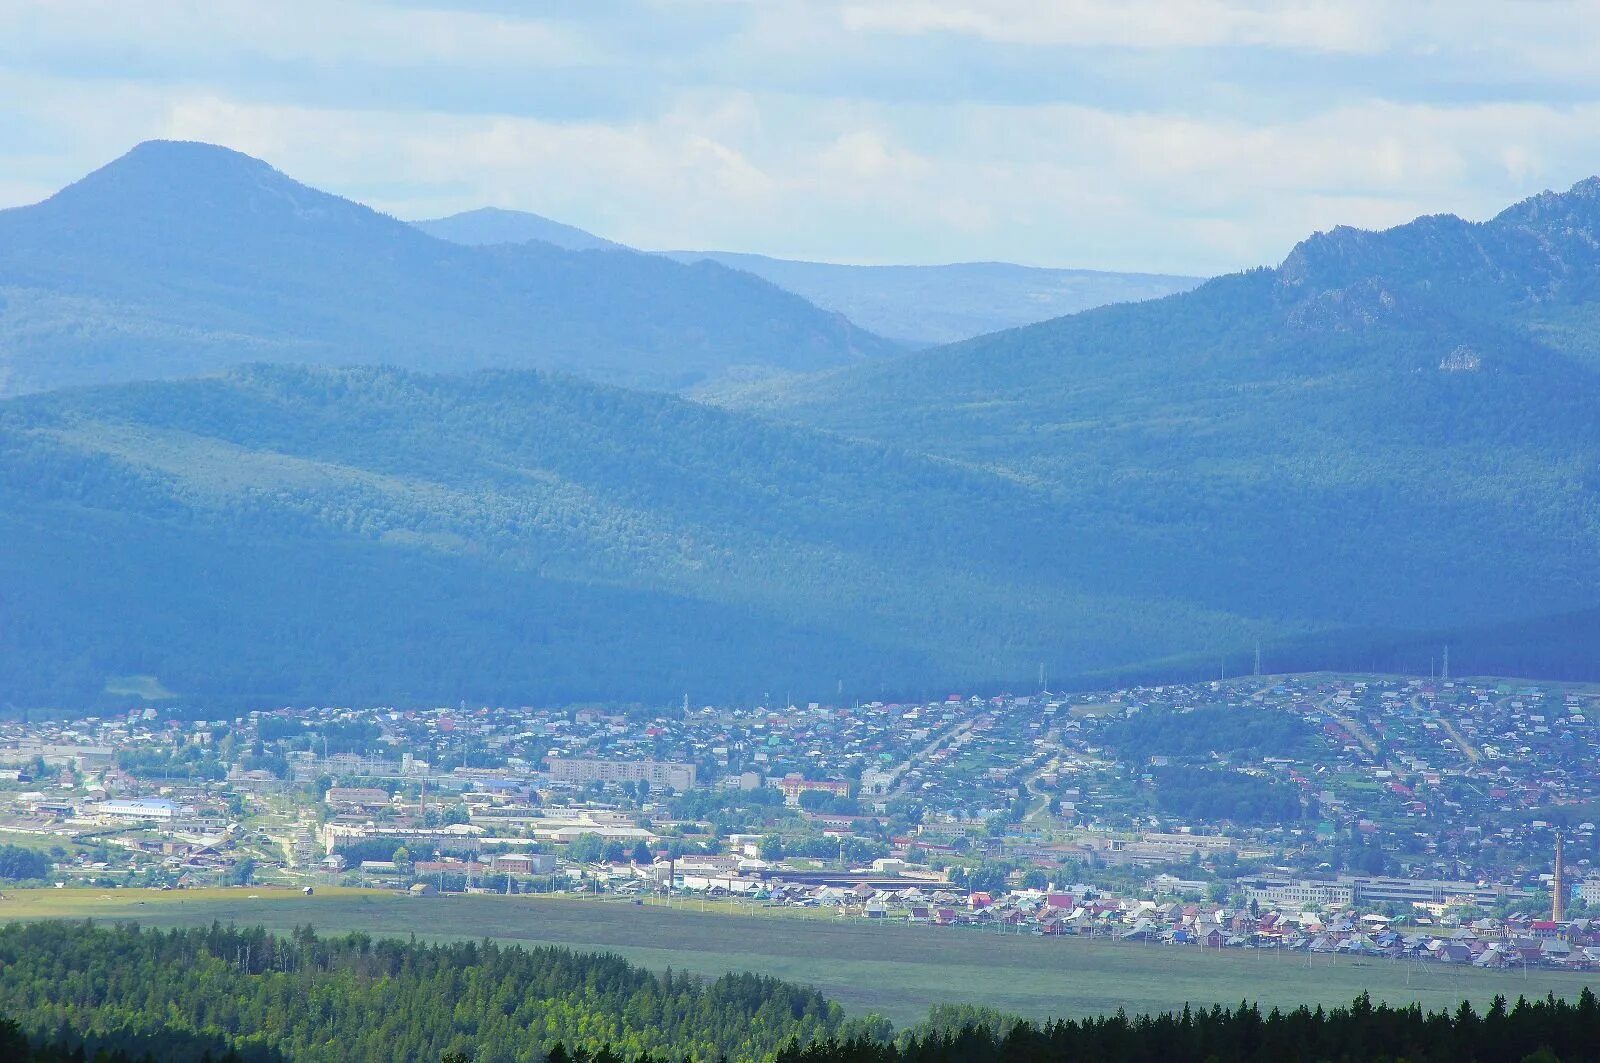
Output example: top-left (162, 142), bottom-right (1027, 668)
top-left (4, 1), bottom-right (1600, 275)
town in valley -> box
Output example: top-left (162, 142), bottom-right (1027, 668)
top-left (3, 671), bottom-right (1597, 974)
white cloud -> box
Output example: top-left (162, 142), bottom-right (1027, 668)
top-left (151, 92), bottom-right (782, 240)
top-left (149, 92), bottom-right (1600, 272)
top-left (837, 0), bottom-right (1384, 53)
top-left (4, 2), bottom-right (1600, 273)
top-left (0, 1), bottom-right (589, 69)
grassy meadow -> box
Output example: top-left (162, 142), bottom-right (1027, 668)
top-left (0, 886), bottom-right (1591, 1027)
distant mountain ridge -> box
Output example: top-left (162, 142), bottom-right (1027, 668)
top-left (729, 176), bottom-right (1600, 661)
top-left (413, 206), bottom-right (626, 251)
top-left (656, 251), bottom-right (1204, 346)
top-left (12, 151), bottom-right (1600, 704)
top-left (410, 208), bottom-right (1203, 345)
top-left (0, 141), bottom-right (894, 396)
top-left (1280, 177), bottom-right (1600, 300)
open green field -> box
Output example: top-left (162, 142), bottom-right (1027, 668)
top-left (0, 830), bottom-right (88, 852)
top-left (1, 887), bottom-right (1591, 1028)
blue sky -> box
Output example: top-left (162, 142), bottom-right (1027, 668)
top-left (3, 1), bottom-right (1600, 274)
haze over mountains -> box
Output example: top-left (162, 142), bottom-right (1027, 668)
top-left (416, 206), bottom-right (1202, 346)
top-left (4, 142), bottom-right (1600, 706)
top-left (0, 363), bottom-right (1250, 706)
top-left (413, 207), bottom-right (626, 253)
top-left (0, 141), bottom-right (892, 397)
top-left (729, 177), bottom-right (1600, 660)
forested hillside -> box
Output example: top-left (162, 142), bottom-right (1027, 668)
top-left (7, 353), bottom-right (1600, 708)
top-left (0, 1014), bottom-right (249, 1063)
top-left (731, 178), bottom-right (1600, 664)
top-left (0, 921), bottom-right (864, 1062)
top-left (0, 141), bottom-right (894, 396)
top-left (780, 993), bottom-right (1600, 1063)
top-left (0, 363), bottom-right (1290, 707)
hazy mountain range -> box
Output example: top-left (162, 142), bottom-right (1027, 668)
top-left (0, 363), bottom-right (1188, 705)
top-left (414, 207), bottom-right (1202, 346)
top-left (4, 142), bottom-right (1600, 706)
top-left (0, 141), bottom-right (893, 397)
top-left (725, 177), bottom-right (1600, 657)
top-left (412, 206), bottom-right (628, 252)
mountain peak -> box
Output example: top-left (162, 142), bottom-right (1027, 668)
top-left (25, 139), bottom-right (412, 247)
top-left (122, 138), bottom-right (270, 167)
top-left (1492, 174), bottom-right (1600, 230)
top-left (0, 141), bottom-right (899, 396)
top-left (53, 140), bottom-right (281, 202)
top-left (1275, 213), bottom-right (1471, 292)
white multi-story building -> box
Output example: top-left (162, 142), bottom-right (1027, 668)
top-left (95, 797), bottom-right (182, 824)
top-left (1241, 877), bottom-right (1355, 908)
top-left (545, 757), bottom-right (696, 791)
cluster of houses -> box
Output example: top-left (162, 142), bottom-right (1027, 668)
top-left (660, 878), bottom-right (1600, 971)
top-left (3, 671), bottom-right (1600, 914)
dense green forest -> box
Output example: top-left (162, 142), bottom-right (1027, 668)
top-left (0, 922), bottom-right (1595, 1062)
top-left (0, 140), bottom-right (894, 397)
top-left (1148, 766), bottom-right (1311, 827)
top-left (731, 178), bottom-right (1600, 686)
top-left (0, 922), bottom-right (868, 1063)
top-left (778, 993), bottom-right (1600, 1063)
top-left (0, 845), bottom-right (52, 881)
top-left (0, 362), bottom-right (1272, 707)
top-left (8, 355), bottom-right (1600, 707)
top-left (0, 1014), bottom-right (250, 1062)
top-left (1102, 706), bottom-right (1311, 761)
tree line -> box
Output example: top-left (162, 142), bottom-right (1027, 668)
top-left (0, 921), bottom-right (1597, 1061)
top-left (0, 921), bottom-right (866, 1063)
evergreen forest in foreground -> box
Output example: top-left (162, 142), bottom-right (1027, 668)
top-left (0, 921), bottom-right (1595, 1062)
